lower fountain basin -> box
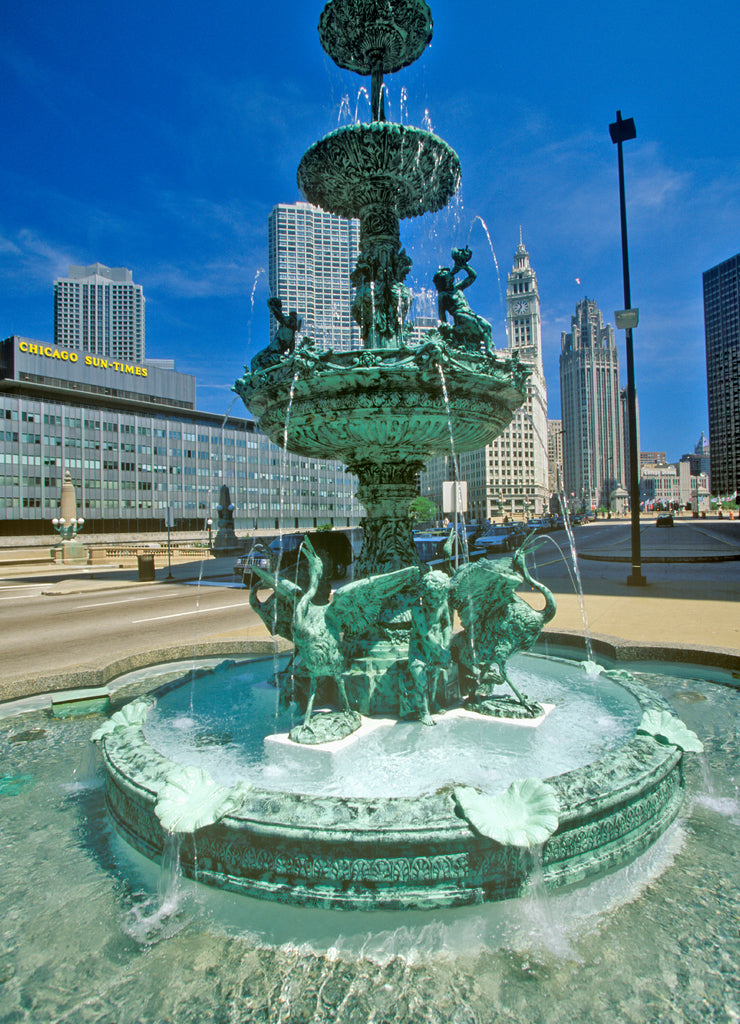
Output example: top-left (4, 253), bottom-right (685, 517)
top-left (98, 654), bottom-right (686, 910)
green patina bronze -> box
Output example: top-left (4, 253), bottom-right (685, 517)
top-left (93, 0), bottom-right (704, 910)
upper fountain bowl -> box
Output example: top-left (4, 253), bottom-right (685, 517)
top-left (297, 123), bottom-right (461, 221)
top-left (318, 0), bottom-right (433, 75)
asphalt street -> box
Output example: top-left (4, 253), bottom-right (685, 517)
top-left (0, 574), bottom-right (263, 685)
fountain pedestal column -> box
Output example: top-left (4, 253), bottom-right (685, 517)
top-left (352, 459), bottom-right (425, 577)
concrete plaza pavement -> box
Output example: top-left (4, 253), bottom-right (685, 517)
top-left (534, 518), bottom-right (740, 668)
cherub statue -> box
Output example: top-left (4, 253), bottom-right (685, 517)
top-left (432, 247), bottom-right (493, 356)
top-left (250, 297), bottom-right (302, 373)
top-left (404, 570), bottom-right (453, 725)
top-left (448, 538), bottom-right (556, 716)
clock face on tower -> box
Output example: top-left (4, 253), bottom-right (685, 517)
top-left (513, 300), bottom-right (530, 314)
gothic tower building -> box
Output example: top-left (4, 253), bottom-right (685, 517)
top-left (559, 298), bottom-right (625, 510)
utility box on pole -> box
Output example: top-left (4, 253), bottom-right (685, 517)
top-left (442, 481), bottom-right (468, 515)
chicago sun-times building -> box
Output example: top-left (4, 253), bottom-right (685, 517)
top-left (0, 336), bottom-right (362, 538)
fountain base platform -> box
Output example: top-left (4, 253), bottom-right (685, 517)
top-left (97, 662), bottom-right (688, 910)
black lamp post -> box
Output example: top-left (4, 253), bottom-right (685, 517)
top-left (610, 110), bottom-right (646, 587)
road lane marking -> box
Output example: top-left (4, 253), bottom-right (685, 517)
top-left (131, 602), bottom-right (244, 623)
top-left (77, 593), bottom-right (184, 609)
top-left (0, 584), bottom-right (46, 591)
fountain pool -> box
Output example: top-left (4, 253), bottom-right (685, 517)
top-left (1, 659), bottom-right (737, 1023)
top-left (92, 650), bottom-right (695, 910)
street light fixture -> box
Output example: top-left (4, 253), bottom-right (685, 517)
top-left (610, 109), bottom-right (646, 587)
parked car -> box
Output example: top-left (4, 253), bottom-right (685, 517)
top-left (507, 522), bottom-right (528, 545)
top-left (413, 531), bottom-right (456, 570)
top-left (233, 542), bottom-right (271, 586)
top-left (235, 531), bottom-right (353, 588)
top-left (270, 531), bottom-right (352, 579)
top-left (470, 525), bottom-right (514, 558)
top-left (655, 512), bottom-right (674, 527)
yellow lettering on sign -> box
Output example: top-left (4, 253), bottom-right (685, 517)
top-left (19, 341), bottom-right (142, 376)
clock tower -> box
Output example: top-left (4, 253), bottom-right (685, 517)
top-left (506, 231), bottom-right (543, 374)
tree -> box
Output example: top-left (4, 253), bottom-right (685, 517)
top-left (409, 495), bottom-right (438, 522)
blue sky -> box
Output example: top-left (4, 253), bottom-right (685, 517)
top-left (3, 0), bottom-right (739, 461)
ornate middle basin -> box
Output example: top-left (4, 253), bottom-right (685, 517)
top-left (239, 342), bottom-right (526, 465)
top-left (297, 123), bottom-right (461, 221)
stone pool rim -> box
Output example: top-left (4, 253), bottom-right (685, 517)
top-left (97, 652), bottom-right (688, 911)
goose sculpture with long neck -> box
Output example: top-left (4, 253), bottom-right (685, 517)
top-left (252, 538), bottom-right (420, 740)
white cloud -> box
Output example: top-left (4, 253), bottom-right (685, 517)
top-left (0, 227), bottom-right (74, 287)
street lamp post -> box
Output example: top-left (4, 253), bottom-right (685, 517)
top-left (610, 110), bottom-right (646, 587)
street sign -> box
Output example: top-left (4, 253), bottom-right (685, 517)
top-left (442, 481), bottom-right (468, 514)
top-left (165, 506), bottom-right (175, 529)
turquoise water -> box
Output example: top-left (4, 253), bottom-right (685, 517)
top-left (1, 666), bottom-right (738, 1023)
top-left (142, 654), bottom-right (642, 797)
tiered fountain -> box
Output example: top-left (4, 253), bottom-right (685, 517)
top-left (94, 0), bottom-right (701, 910)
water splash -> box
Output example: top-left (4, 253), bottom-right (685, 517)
top-left (64, 741), bottom-right (101, 792)
top-left (695, 755), bottom-right (740, 819)
top-left (337, 93), bottom-right (351, 126)
top-left (422, 109), bottom-right (434, 132)
top-left (270, 369), bottom-right (302, 718)
top-left (436, 365), bottom-right (470, 566)
top-left (518, 409), bottom-right (594, 664)
top-left (246, 268), bottom-right (266, 357)
top-left (399, 86), bottom-right (408, 124)
top-left (123, 832), bottom-right (185, 944)
top-left (468, 215), bottom-right (503, 314)
top-left (354, 87), bottom-right (371, 122)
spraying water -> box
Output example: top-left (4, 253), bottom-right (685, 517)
top-left (469, 215), bottom-right (504, 314)
top-left (337, 93), bottom-right (351, 125)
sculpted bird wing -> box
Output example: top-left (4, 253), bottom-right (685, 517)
top-left (448, 560), bottom-right (521, 627)
top-left (327, 566), bottom-right (420, 637)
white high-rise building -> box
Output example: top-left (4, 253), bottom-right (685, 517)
top-left (559, 298), bottom-right (625, 510)
top-left (268, 202), bottom-right (361, 352)
top-left (421, 237), bottom-right (549, 522)
top-left (54, 264), bottom-right (145, 363)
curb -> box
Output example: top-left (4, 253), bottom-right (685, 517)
top-left (0, 638), bottom-right (292, 706)
top-left (540, 628), bottom-right (740, 678)
top-left (579, 552), bottom-right (740, 564)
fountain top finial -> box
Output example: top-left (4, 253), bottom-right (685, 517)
top-left (318, 0), bottom-right (432, 77)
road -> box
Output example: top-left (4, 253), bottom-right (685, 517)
top-left (0, 574), bottom-right (269, 686)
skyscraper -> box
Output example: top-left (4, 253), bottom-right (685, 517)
top-left (268, 202), bottom-right (361, 352)
top-left (560, 298), bottom-right (625, 510)
top-left (703, 253), bottom-right (740, 497)
top-left (54, 264), bottom-right (145, 362)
